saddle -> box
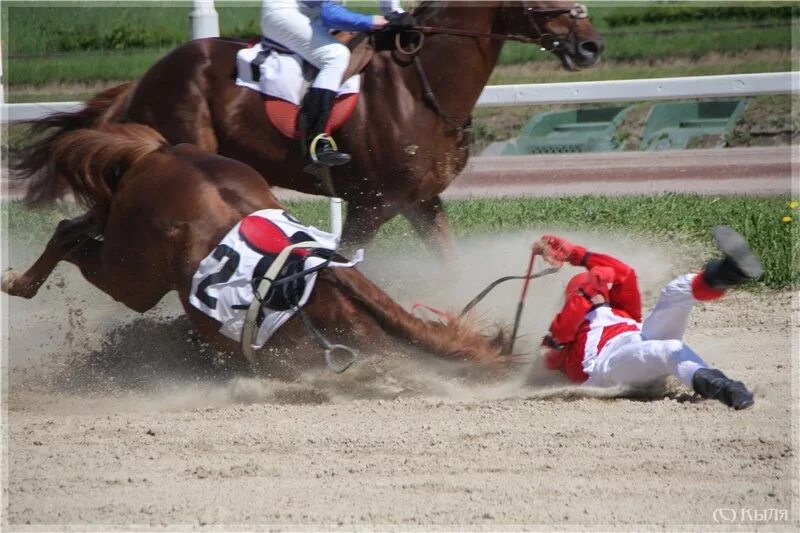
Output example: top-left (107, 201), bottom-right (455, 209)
top-left (236, 32), bottom-right (374, 140)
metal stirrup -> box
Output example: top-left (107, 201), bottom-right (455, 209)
top-left (308, 133), bottom-right (339, 163)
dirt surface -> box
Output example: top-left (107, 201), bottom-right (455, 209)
top-left (2, 231), bottom-right (798, 530)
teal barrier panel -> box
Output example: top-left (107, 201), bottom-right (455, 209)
top-left (640, 100), bottom-right (747, 150)
top-left (501, 106), bottom-right (634, 155)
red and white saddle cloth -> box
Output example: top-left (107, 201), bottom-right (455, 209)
top-left (235, 40), bottom-right (360, 139)
top-left (189, 209), bottom-right (362, 349)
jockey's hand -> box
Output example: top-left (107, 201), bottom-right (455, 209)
top-left (372, 15), bottom-right (388, 29)
top-left (386, 11), bottom-right (418, 29)
top-left (538, 234), bottom-right (579, 267)
top-left (541, 336), bottom-right (567, 371)
top-left (542, 334), bottom-right (565, 350)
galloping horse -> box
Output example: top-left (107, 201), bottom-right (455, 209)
top-left (3, 124), bottom-right (513, 379)
top-left (16, 2), bottom-right (603, 256)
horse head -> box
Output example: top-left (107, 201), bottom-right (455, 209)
top-left (497, 1), bottom-right (604, 70)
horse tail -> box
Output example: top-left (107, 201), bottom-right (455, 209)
top-left (12, 81), bottom-right (137, 205)
top-left (325, 267), bottom-right (510, 367)
top-left (50, 124), bottom-right (167, 223)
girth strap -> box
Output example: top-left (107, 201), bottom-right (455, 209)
top-left (241, 240), bottom-right (319, 366)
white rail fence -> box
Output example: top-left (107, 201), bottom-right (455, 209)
top-left (2, 72), bottom-right (798, 124)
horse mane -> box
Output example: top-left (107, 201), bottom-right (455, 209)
top-left (413, 1), bottom-right (445, 23)
top-left (414, 1), bottom-right (490, 18)
top-left (323, 267), bottom-right (515, 370)
top-left (50, 124), bottom-right (167, 224)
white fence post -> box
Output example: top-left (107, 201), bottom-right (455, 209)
top-left (190, 0), bottom-right (220, 39)
top-left (330, 197), bottom-right (344, 240)
top-left (1, 40), bottom-right (5, 105)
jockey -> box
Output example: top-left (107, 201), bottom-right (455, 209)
top-left (535, 226), bottom-right (763, 410)
top-left (261, 1), bottom-right (416, 170)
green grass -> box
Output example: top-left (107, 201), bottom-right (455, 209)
top-left (286, 196), bottom-right (798, 290)
top-left (487, 55), bottom-right (793, 86)
top-left (5, 49), bottom-right (174, 86)
top-left (4, 2), bottom-right (263, 55)
top-left (6, 196), bottom-right (794, 289)
top-left (499, 20), bottom-right (794, 65)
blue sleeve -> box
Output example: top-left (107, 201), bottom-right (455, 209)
top-left (320, 1), bottom-right (374, 32)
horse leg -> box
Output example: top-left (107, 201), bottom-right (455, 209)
top-left (340, 202), bottom-right (391, 251)
top-left (2, 213), bottom-right (98, 299)
top-left (403, 195), bottom-right (456, 261)
top-left (61, 238), bottom-right (164, 313)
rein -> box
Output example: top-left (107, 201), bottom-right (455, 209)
top-left (459, 267), bottom-right (560, 318)
top-left (395, 3), bottom-right (588, 132)
top-left (403, 4), bottom-right (588, 50)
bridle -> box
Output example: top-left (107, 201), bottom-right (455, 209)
top-left (399, 3), bottom-right (589, 54)
top-left (393, 3), bottom-right (589, 131)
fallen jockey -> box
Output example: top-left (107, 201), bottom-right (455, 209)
top-left (261, 0), bottom-right (416, 170)
top-left (535, 226), bottom-right (763, 410)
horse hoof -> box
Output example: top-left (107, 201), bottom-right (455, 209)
top-left (1, 270), bottom-right (35, 299)
top-left (1, 270), bottom-right (19, 294)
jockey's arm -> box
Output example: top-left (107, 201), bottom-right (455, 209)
top-left (319, 1), bottom-right (385, 31)
top-left (545, 292), bottom-right (593, 349)
top-left (578, 250), bottom-right (642, 322)
top-left (536, 235), bottom-right (643, 322)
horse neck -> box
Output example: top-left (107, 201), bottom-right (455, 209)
top-left (413, 3), bottom-right (505, 122)
top-left (324, 268), bottom-right (502, 366)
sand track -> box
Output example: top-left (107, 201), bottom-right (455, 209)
top-left (2, 231), bottom-right (797, 529)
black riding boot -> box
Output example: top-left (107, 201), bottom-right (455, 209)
top-left (299, 87), bottom-right (351, 171)
top-left (692, 368), bottom-right (755, 410)
top-left (702, 226), bottom-right (764, 289)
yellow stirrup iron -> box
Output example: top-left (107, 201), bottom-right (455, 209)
top-left (308, 133), bottom-right (338, 163)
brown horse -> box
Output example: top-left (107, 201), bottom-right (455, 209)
top-left (16, 2), bottom-right (603, 257)
top-left (3, 124), bottom-right (513, 379)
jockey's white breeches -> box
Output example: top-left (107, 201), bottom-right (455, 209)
top-left (584, 273), bottom-right (710, 388)
top-left (261, 8), bottom-right (350, 92)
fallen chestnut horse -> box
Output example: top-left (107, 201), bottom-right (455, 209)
top-left (3, 124), bottom-right (511, 379)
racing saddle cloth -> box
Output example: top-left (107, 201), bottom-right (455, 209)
top-left (189, 209), bottom-right (362, 349)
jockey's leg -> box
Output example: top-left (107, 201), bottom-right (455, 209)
top-left (641, 226), bottom-right (763, 341)
top-left (640, 273), bottom-right (697, 342)
top-left (261, 9), bottom-right (351, 168)
top-left (586, 336), bottom-right (708, 389)
top-left (403, 195), bottom-right (457, 262)
top-left (2, 213), bottom-right (98, 299)
top-left (585, 335), bottom-right (754, 409)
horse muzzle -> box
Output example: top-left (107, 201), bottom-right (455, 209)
top-left (554, 36), bottom-right (604, 71)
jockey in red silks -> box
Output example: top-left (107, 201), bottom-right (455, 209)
top-left (534, 226), bottom-right (763, 410)
top-left (261, 1), bottom-right (416, 169)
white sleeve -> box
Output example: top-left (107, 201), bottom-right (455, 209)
top-left (378, 0), bottom-right (403, 15)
